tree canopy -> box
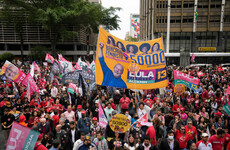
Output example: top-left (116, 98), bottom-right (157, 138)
top-left (0, 0), bottom-right (121, 54)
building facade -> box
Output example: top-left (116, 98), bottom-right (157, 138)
top-left (0, 0), bottom-right (101, 61)
top-left (140, 0), bottom-right (230, 64)
top-left (130, 14), bottom-right (140, 39)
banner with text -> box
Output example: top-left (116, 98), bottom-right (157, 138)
top-left (6, 122), bottom-right (39, 150)
top-left (173, 70), bottom-right (200, 91)
top-left (96, 28), bottom-right (168, 89)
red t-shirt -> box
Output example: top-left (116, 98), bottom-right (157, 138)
top-left (208, 135), bottom-right (224, 150)
top-left (175, 130), bottom-right (189, 149)
top-left (34, 143), bottom-right (48, 150)
top-left (185, 125), bottom-right (197, 140)
top-left (146, 126), bottom-right (157, 146)
top-left (172, 104), bottom-right (184, 115)
top-left (224, 134), bottom-right (230, 146)
top-left (53, 104), bottom-right (63, 114)
top-left (119, 97), bottom-right (130, 110)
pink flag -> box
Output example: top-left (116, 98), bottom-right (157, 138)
top-left (136, 114), bottom-right (152, 127)
top-left (191, 53), bottom-right (195, 62)
top-left (226, 86), bottom-right (230, 95)
top-left (6, 122), bottom-right (39, 150)
top-left (58, 54), bottom-right (67, 62)
top-left (45, 53), bottom-right (54, 63)
top-left (33, 62), bottom-right (41, 72)
top-left (98, 102), bottom-right (108, 128)
top-left (75, 62), bottom-right (82, 70)
top-left (22, 73), bottom-right (40, 96)
top-left (197, 71), bottom-right (204, 78)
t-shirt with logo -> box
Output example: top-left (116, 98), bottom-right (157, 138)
top-left (224, 133), bottom-right (230, 146)
top-left (208, 135), bottom-right (224, 150)
top-left (175, 130), bottom-right (189, 149)
top-left (2, 113), bottom-right (15, 130)
top-left (196, 140), bottom-right (212, 150)
top-left (185, 125), bottom-right (197, 140)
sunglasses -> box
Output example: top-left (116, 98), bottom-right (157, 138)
top-left (181, 129), bottom-right (185, 130)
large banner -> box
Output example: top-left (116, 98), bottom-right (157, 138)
top-left (61, 70), bottom-right (81, 84)
top-left (173, 70), bottom-right (200, 91)
top-left (81, 66), bottom-right (96, 90)
top-left (0, 60), bottom-right (26, 83)
top-left (96, 28), bottom-right (168, 89)
top-left (6, 122), bottom-right (39, 150)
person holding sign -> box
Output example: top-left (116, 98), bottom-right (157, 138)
top-left (98, 42), bottom-right (127, 88)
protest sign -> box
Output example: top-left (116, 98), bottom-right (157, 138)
top-left (61, 70), bottom-right (81, 84)
top-left (81, 66), bottom-right (96, 90)
top-left (96, 27), bottom-right (168, 89)
top-left (6, 122), bottom-right (39, 150)
top-left (60, 60), bottom-right (75, 73)
top-left (0, 60), bottom-right (26, 84)
top-left (67, 83), bottom-right (76, 94)
top-left (174, 84), bottom-right (185, 95)
top-left (110, 114), bottom-right (131, 133)
top-left (173, 70), bottom-right (200, 91)
top-left (22, 73), bottom-right (40, 95)
top-left (223, 104), bottom-right (230, 116)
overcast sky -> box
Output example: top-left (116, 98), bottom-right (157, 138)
top-left (101, 0), bottom-right (140, 40)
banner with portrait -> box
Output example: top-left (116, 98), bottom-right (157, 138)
top-left (96, 28), bottom-right (168, 89)
top-left (0, 60), bottom-right (26, 84)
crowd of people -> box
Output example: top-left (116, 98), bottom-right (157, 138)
top-left (1, 62), bottom-right (230, 150)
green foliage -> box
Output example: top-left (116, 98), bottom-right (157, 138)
top-left (0, 0), bottom-right (121, 53)
top-left (0, 52), bottom-right (15, 62)
top-left (126, 36), bottom-right (139, 42)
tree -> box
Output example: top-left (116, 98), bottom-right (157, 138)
top-left (126, 36), bottom-right (139, 42)
top-left (0, 3), bottom-right (29, 63)
top-left (0, 0), bottom-right (121, 56)
top-left (0, 52), bottom-right (15, 62)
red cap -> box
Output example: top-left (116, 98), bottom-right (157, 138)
top-left (77, 105), bottom-right (82, 109)
top-left (187, 99), bottom-right (191, 103)
top-left (19, 115), bottom-right (26, 122)
top-left (204, 100), bottom-right (209, 103)
top-left (180, 107), bottom-right (185, 111)
top-left (81, 111), bottom-right (86, 114)
top-left (92, 117), bottom-right (98, 121)
top-left (215, 112), bottom-right (222, 117)
top-left (38, 134), bottom-right (43, 140)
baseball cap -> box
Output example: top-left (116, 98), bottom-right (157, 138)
top-left (204, 100), bottom-right (209, 103)
top-left (38, 134), bottom-right (43, 140)
top-left (202, 133), bottom-right (209, 137)
top-left (95, 100), bottom-right (99, 104)
top-left (81, 111), bottom-right (86, 114)
top-left (187, 99), bottom-right (191, 103)
top-left (92, 117), bottom-right (97, 121)
top-left (215, 112), bottom-right (222, 117)
top-left (77, 105), bottom-right (82, 109)
top-left (19, 115), bottom-right (26, 122)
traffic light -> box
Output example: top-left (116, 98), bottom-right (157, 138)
top-left (86, 36), bottom-right (89, 45)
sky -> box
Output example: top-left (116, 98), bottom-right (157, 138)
top-left (101, 0), bottom-right (140, 40)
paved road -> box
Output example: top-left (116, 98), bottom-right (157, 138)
top-left (0, 117), bottom-right (7, 150)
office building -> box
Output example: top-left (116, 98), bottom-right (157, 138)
top-left (140, 0), bottom-right (230, 64)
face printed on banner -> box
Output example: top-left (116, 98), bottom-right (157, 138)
top-left (5, 64), bottom-right (19, 80)
top-left (142, 47), bottom-right (148, 53)
top-left (152, 43), bottom-right (160, 53)
top-left (129, 46), bottom-right (134, 53)
top-left (113, 64), bottom-right (124, 78)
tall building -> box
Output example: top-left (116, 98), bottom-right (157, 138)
top-left (140, 0), bottom-right (230, 64)
top-left (0, 0), bottom-right (101, 61)
top-left (130, 14), bottom-right (140, 39)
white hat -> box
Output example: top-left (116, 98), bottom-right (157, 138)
top-left (95, 100), bottom-right (99, 104)
top-left (202, 133), bottom-right (209, 137)
top-left (115, 90), bottom-right (120, 94)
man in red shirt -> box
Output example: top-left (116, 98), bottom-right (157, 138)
top-left (34, 134), bottom-right (48, 150)
top-left (144, 95), bottom-right (153, 107)
top-left (173, 120), bottom-right (189, 149)
top-left (209, 129), bottom-right (225, 150)
top-left (172, 98), bottom-right (184, 115)
top-left (185, 119), bottom-right (198, 142)
top-left (53, 99), bottom-right (63, 115)
top-left (224, 127), bottom-right (230, 148)
top-left (146, 123), bottom-right (157, 146)
top-left (119, 94), bottom-right (130, 113)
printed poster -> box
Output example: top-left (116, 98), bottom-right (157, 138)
top-left (96, 28), bottom-right (168, 89)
